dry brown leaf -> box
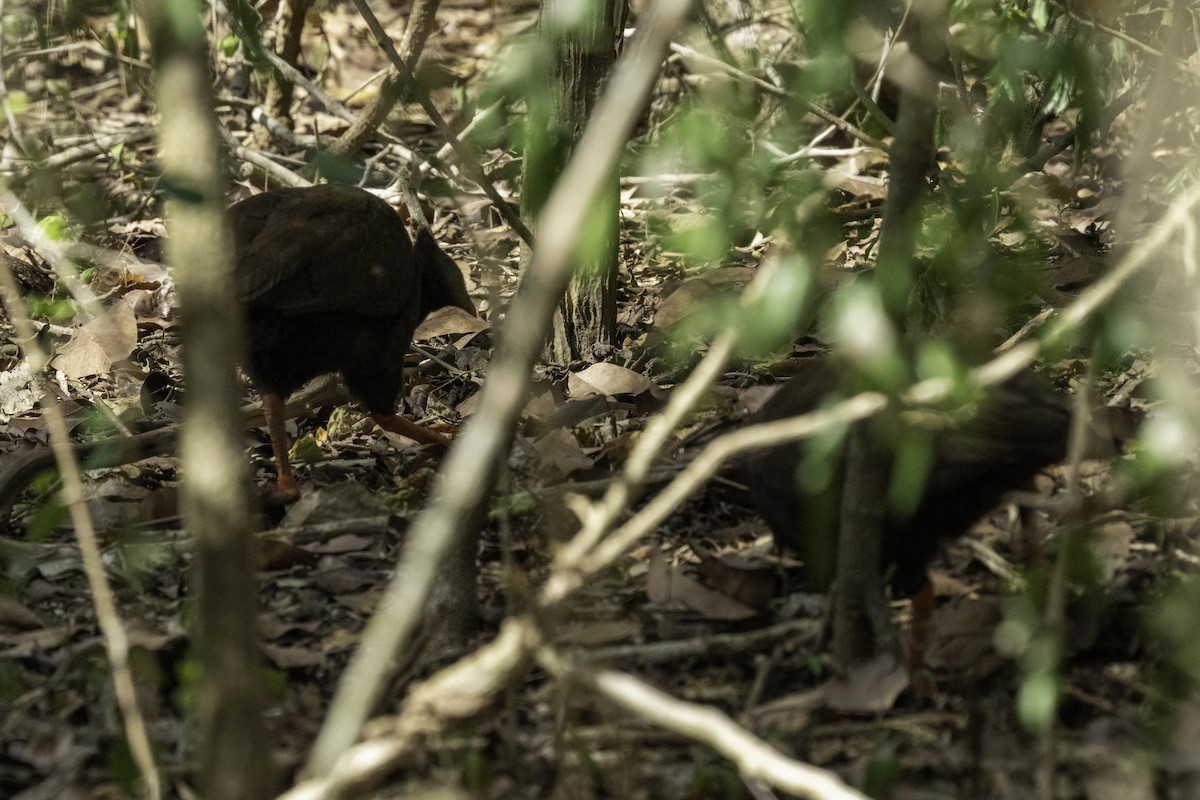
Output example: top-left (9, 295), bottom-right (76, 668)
top-left (644, 548), bottom-right (758, 621)
top-left (823, 652), bottom-right (910, 713)
top-left (51, 302), bottom-right (137, 379)
top-left (653, 277), bottom-right (714, 330)
top-left (568, 362), bottom-right (654, 398)
top-left (695, 550), bottom-right (776, 612)
top-left (415, 306), bottom-right (489, 339)
top-left (261, 642), bottom-right (327, 669)
top-left (533, 427), bottom-right (593, 479)
top-left (0, 360), bottom-right (40, 420)
top-left (923, 595), bottom-right (1004, 675)
top-left (0, 596), bottom-right (44, 630)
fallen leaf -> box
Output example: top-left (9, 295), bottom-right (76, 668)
top-left (51, 302), bottom-right (137, 378)
top-left (415, 306), bottom-right (489, 339)
top-left (533, 427), bottom-right (593, 479)
top-left (0, 360), bottom-right (40, 420)
top-left (261, 643), bottom-right (327, 669)
top-left (568, 363), bottom-right (654, 398)
top-left (653, 278), bottom-right (714, 330)
top-left (823, 652), bottom-right (910, 713)
top-left (644, 548), bottom-right (758, 621)
top-left (695, 550), bottom-right (777, 613)
top-left (924, 595), bottom-right (1004, 675)
top-left (0, 597), bottom-right (44, 630)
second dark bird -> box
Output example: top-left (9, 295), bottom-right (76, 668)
top-left (740, 360), bottom-right (1132, 593)
top-left (231, 183), bottom-right (475, 499)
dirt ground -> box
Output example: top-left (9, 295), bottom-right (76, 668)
top-left (2, 1), bottom-right (1199, 798)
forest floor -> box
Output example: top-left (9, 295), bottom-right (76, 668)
top-left (0, 1), bottom-right (1196, 799)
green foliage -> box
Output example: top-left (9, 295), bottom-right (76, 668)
top-left (288, 434), bottom-right (324, 465)
top-left (996, 532), bottom-right (1108, 731)
top-left (995, 576), bottom-right (1061, 731)
top-left (738, 255), bottom-right (815, 355)
top-left (37, 212), bottom-right (78, 241)
top-left (27, 486), bottom-right (68, 541)
top-left (385, 468), bottom-right (437, 512)
top-left (460, 743), bottom-right (493, 796)
top-left (1150, 578), bottom-right (1200, 683)
top-left (262, 667), bottom-right (288, 700)
top-left (685, 758), bottom-right (749, 800)
top-left (221, 0), bottom-right (269, 68)
top-left (480, 37), bottom-right (562, 215)
top-left (1165, 159), bottom-right (1200, 196)
top-left (219, 34), bottom-right (239, 58)
top-left (1, 10), bottom-right (40, 47)
top-left (863, 740), bottom-right (900, 800)
top-left (114, 534), bottom-right (185, 586)
top-left (887, 425), bottom-right (934, 518)
top-left (488, 489), bottom-right (539, 523)
top-left (4, 90), bottom-right (29, 115)
top-left (105, 735), bottom-right (143, 794)
top-left (173, 654), bottom-right (202, 715)
top-left (25, 294), bottom-right (76, 322)
top-left (104, 0), bottom-right (140, 61)
top-left (828, 284), bottom-right (905, 389)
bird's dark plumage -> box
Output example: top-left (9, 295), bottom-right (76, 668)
top-left (740, 360), bottom-right (1129, 593)
top-left (230, 184), bottom-right (475, 497)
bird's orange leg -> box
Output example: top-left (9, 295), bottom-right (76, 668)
top-left (263, 393), bottom-right (301, 500)
top-left (369, 412), bottom-right (450, 447)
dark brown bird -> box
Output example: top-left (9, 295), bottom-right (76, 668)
top-left (231, 184), bottom-right (475, 499)
top-left (740, 360), bottom-right (1130, 593)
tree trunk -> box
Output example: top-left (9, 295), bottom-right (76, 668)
top-left (523, 0), bottom-right (626, 365)
top-left (830, 2), bottom-right (946, 669)
top-left (261, 0), bottom-right (312, 128)
top-left (142, 0), bottom-right (268, 795)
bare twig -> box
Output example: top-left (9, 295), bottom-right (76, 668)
top-left (1068, 10), bottom-right (1200, 78)
top-left (669, 41), bottom-right (890, 153)
top-left (306, 0), bottom-right (697, 775)
top-left (537, 648), bottom-right (870, 800)
top-left (292, 106), bottom-right (1200, 797)
top-left (346, 0), bottom-right (535, 246)
top-left (222, 128), bottom-right (312, 186)
top-left (143, 0), bottom-right (268, 791)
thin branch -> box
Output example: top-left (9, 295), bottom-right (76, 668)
top-left (0, 190), bottom-right (162, 799)
top-left (537, 648), bottom-right (871, 800)
top-left (291, 157), bottom-right (1200, 797)
top-left (347, 0), bottom-right (535, 246)
top-left (669, 41), bottom-right (890, 153)
top-left (1067, 9), bottom-right (1200, 78)
top-left (222, 128), bottom-right (312, 186)
top-left (306, 0), bottom-right (697, 775)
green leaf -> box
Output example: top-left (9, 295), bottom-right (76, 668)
top-left (1029, 0), bottom-right (1049, 30)
top-left (3, 90), bottom-right (28, 114)
top-left (37, 213), bottom-right (74, 241)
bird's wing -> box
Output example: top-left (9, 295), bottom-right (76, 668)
top-left (233, 185), bottom-right (416, 317)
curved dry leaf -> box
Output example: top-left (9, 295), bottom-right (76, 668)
top-left (51, 302), bottom-right (137, 379)
top-left (568, 362), bottom-right (655, 399)
top-left (415, 306), bottom-right (490, 339)
top-left (653, 277), bottom-right (714, 330)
